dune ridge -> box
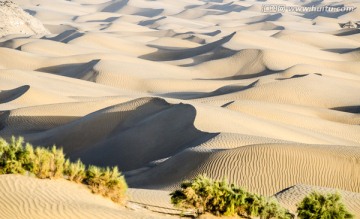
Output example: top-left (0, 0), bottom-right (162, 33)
top-left (1, 0), bottom-right (360, 217)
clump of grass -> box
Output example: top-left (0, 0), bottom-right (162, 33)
top-left (297, 191), bottom-right (353, 219)
top-left (0, 137), bottom-right (127, 204)
top-left (31, 146), bottom-right (66, 179)
top-left (86, 165), bottom-right (128, 204)
top-left (64, 159), bottom-right (86, 183)
top-left (170, 174), bottom-right (293, 219)
top-left (0, 137), bottom-right (27, 174)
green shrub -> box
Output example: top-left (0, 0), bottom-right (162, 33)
top-left (261, 199), bottom-right (292, 219)
top-left (0, 137), bottom-right (27, 174)
top-left (297, 191), bottom-right (353, 219)
top-left (64, 159), bottom-right (86, 183)
top-left (170, 175), bottom-right (293, 219)
top-left (31, 146), bottom-right (65, 179)
top-left (0, 137), bottom-right (128, 205)
top-left (86, 165), bottom-right (128, 204)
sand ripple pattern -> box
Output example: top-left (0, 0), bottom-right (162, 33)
top-left (0, 175), bottom-right (177, 219)
top-left (0, 0), bottom-right (360, 217)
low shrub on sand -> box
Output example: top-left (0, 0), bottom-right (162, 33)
top-left (170, 174), bottom-right (294, 219)
top-left (31, 146), bottom-right (66, 179)
top-left (64, 159), bottom-right (86, 183)
top-left (0, 137), bottom-right (127, 204)
top-left (0, 137), bottom-right (28, 174)
top-left (297, 191), bottom-right (353, 219)
top-left (86, 165), bottom-right (128, 204)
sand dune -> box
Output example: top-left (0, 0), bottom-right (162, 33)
top-left (0, 175), bottom-right (177, 219)
top-left (127, 143), bottom-right (360, 195)
top-left (1, 97), bottom-right (215, 171)
top-left (1, 0), bottom-right (360, 217)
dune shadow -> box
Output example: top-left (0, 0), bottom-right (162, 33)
top-left (72, 100), bottom-right (219, 171)
top-left (180, 46), bottom-right (238, 67)
top-left (0, 111), bottom-right (10, 131)
top-left (323, 47), bottom-right (360, 54)
top-left (302, 0), bottom-right (323, 7)
top-left (158, 80), bottom-right (258, 100)
top-left (102, 0), bottom-right (129, 13)
top-left (139, 32), bottom-right (236, 61)
top-left (138, 16), bottom-right (166, 26)
top-left (276, 74), bottom-right (310, 80)
top-left (208, 2), bottom-right (248, 12)
top-left (3, 98), bottom-right (219, 172)
top-left (87, 17), bottom-right (120, 22)
top-left (304, 9), bottom-right (352, 19)
top-left (0, 115), bottom-right (80, 136)
top-left (44, 29), bottom-right (84, 43)
top-left (36, 60), bottom-right (100, 82)
top-left (247, 13), bottom-right (283, 25)
top-left (334, 28), bottom-right (360, 36)
top-left (134, 8), bottom-right (164, 18)
top-left (0, 85), bottom-right (30, 104)
top-left (200, 68), bottom-right (280, 80)
top-left (24, 9), bottom-right (36, 16)
top-left (331, 106), bottom-right (360, 114)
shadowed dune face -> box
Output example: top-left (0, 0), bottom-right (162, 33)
top-left (0, 97), bottom-right (217, 171)
top-left (36, 60), bottom-right (101, 82)
top-left (0, 85), bottom-right (30, 104)
top-left (0, 0), bottom-right (360, 217)
top-left (139, 32), bottom-right (236, 61)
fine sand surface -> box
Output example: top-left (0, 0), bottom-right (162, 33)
top-left (1, 0), bottom-right (360, 218)
top-left (0, 174), bottom-right (177, 219)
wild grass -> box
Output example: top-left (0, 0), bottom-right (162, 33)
top-left (0, 137), bottom-right (127, 204)
top-left (297, 191), bottom-right (353, 219)
top-left (86, 165), bottom-right (127, 204)
top-left (170, 175), bottom-right (294, 219)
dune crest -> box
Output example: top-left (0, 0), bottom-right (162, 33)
top-left (1, 0), bottom-right (360, 217)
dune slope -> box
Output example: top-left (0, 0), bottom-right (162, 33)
top-left (1, 0), bottom-right (360, 217)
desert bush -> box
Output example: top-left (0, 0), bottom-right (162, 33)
top-left (261, 199), bottom-right (293, 219)
top-left (64, 159), bottom-right (86, 183)
top-left (0, 137), bottom-right (27, 174)
top-left (0, 137), bottom-right (128, 205)
top-left (86, 165), bottom-right (128, 204)
top-left (297, 191), bottom-right (353, 219)
top-left (0, 137), bottom-right (66, 179)
top-left (31, 146), bottom-right (65, 179)
top-left (170, 175), bottom-right (293, 219)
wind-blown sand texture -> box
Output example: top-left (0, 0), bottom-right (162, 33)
top-left (0, 0), bottom-right (360, 218)
top-left (0, 175), bottom-right (176, 219)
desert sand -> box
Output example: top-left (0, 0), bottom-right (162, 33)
top-left (0, 0), bottom-right (360, 218)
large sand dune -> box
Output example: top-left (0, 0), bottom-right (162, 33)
top-left (0, 175), bottom-right (177, 219)
top-left (1, 0), bottom-right (360, 217)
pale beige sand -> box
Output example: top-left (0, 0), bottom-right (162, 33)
top-left (0, 0), bottom-right (360, 217)
top-left (0, 175), bottom-right (177, 219)
top-left (127, 188), bottom-right (195, 216)
top-left (126, 143), bottom-right (360, 195)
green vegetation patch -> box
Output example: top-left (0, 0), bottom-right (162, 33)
top-left (0, 137), bottom-right (127, 204)
top-left (170, 174), bottom-right (294, 219)
top-left (297, 191), bottom-right (353, 219)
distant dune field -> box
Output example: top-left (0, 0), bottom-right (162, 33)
top-left (0, 0), bottom-right (360, 218)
